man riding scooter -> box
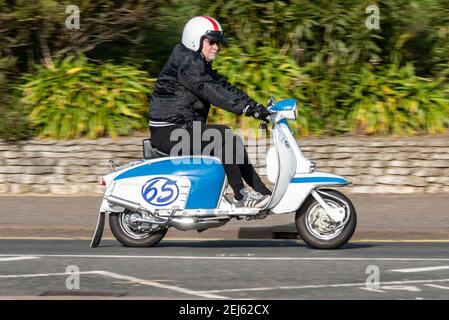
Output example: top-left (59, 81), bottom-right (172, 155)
top-left (91, 17), bottom-right (357, 249)
top-left (149, 16), bottom-right (272, 208)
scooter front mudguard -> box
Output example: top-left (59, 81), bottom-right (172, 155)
top-left (270, 171), bottom-right (351, 214)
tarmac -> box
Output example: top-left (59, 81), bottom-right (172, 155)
top-left (1, 193), bottom-right (448, 241)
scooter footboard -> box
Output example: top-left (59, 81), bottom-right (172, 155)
top-left (270, 172), bottom-right (351, 214)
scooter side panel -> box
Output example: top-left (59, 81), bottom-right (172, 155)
top-left (112, 157), bottom-right (225, 209)
top-left (112, 174), bottom-right (191, 211)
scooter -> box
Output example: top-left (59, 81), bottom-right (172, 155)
top-left (90, 97), bottom-right (357, 249)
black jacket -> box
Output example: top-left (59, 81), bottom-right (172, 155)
top-left (149, 44), bottom-right (257, 124)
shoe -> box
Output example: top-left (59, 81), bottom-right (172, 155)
top-left (233, 188), bottom-right (270, 208)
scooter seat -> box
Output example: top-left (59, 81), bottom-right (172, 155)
top-left (143, 139), bottom-right (168, 159)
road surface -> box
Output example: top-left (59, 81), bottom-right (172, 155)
top-left (1, 239), bottom-right (449, 300)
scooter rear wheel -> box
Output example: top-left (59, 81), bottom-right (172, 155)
top-left (295, 189), bottom-right (357, 249)
top-left (109, 211), bottom-right (167, 247)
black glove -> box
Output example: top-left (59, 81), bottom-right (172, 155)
top-left (244, 104), bottom-right (271, 122)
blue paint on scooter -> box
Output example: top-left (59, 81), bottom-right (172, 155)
top-left (271, 99), bottom-right (296, 111)
top-left (291, 177), bottom-right (350, 185)
top-left (278, 118), bottom-right (289, 126)
top-left (114, 158), bottom-right (225, 209)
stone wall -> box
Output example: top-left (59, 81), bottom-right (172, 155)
top-left (1, 135), bottom-right (448, 194)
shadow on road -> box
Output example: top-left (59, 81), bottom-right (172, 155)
top-left (158, 239), bottom-right (306, 248)
top-left (90, 239), bottom-right (307, 249)
top-left (90, 239), bottom-right (376, 251)
top-left (339, 243), bottom-right (375, 250)
top-left (92, 240), bottom-right (374, 250)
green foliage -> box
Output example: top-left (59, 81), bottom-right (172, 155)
top-left (20, 55), bottom-right (154, 139)
top-left (0, 91), bottom-right (34, 142)
top-left (0, 53), bottom-right (33, 141)
top-left (208, 0), bottom-right (449, 136)
top-left (298, 64), bottom-right (354, 136)
top-left (210, 0), bottom-right (449, 74)
top-left (212, 45), bottom-right (316, 135)
top-left (2, 0), bottom-right (449, 140)
top-left (343, 64), bottom-right (449, 135)
top-left (208, 0), bottom-right (382, 68)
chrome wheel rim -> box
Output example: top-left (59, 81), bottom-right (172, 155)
top-left (305, 199), bottom-right (349, 241)
top-left (119, 211), bottom-right (152, 240)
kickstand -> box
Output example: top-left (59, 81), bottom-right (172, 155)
top-left (90, 211), bottom-right (105, 248)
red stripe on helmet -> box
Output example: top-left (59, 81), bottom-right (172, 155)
top-left (201, 16), bottom-right (219, 31)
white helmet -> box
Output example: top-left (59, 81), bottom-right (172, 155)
top-left (182, 16), bottom-right (227, 51)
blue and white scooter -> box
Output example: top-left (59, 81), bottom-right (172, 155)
top-left (91, 97), bottom-right (357, 249)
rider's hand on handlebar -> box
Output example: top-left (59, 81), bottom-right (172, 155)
top-left (244, 104), bottom-right (271, 123)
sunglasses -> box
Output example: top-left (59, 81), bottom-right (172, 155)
top-left (205, 38), bottom-right (219, 46)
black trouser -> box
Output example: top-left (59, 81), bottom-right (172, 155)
top-left (150, 122), bottom-right (270, 198)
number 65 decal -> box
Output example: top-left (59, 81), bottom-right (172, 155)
top-left (141, 177), bottom-right (180, 206)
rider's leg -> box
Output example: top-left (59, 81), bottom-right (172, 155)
top-left (149, 125), bottom-right (178, 154)
top-left (197, 123), bottom-right (246, 197)
top-left (233, 135), bottom-right (272, 196)
top-left (194, 124), bottom-right (271, 206)
top-left (207, 124), bottom-right (269, 207)
top-left (196, 124), bottom-right (271, 204)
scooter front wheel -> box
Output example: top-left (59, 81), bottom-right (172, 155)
top-left (109, 211), bottom-right (167, 247)
top-left (295, 189), bottom-right (357, 249)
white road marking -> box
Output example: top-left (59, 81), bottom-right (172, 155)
top-left (0, 270), bottom-right (229, 300)
top-left (1, 254), bottom-right (449, 261)
top-left (354, 239), bottom-right (449, 243)
top-left (390, 266), bottom-right (449, 273)
top-left (0, 256), bottom-right (40, 262)
top-left (0, 236), bottom-right (226, 240)
top-left (0, 271), bottom-right (97, 278)
top-left (425, 284), bottom-right (449, 290)
top-left (196, 278), bottom-right (449, 294)
top-left (93, 271), bottom-right (229, 299)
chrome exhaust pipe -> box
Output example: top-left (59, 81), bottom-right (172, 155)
top-left (169, 218), bottom-right (228, 232)
top-left (106, 195), bottom-right (169, 225)
top-left (106, 195), bottom-right (141, 212)
top-left (106, 196), bottom-right (228, 231)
